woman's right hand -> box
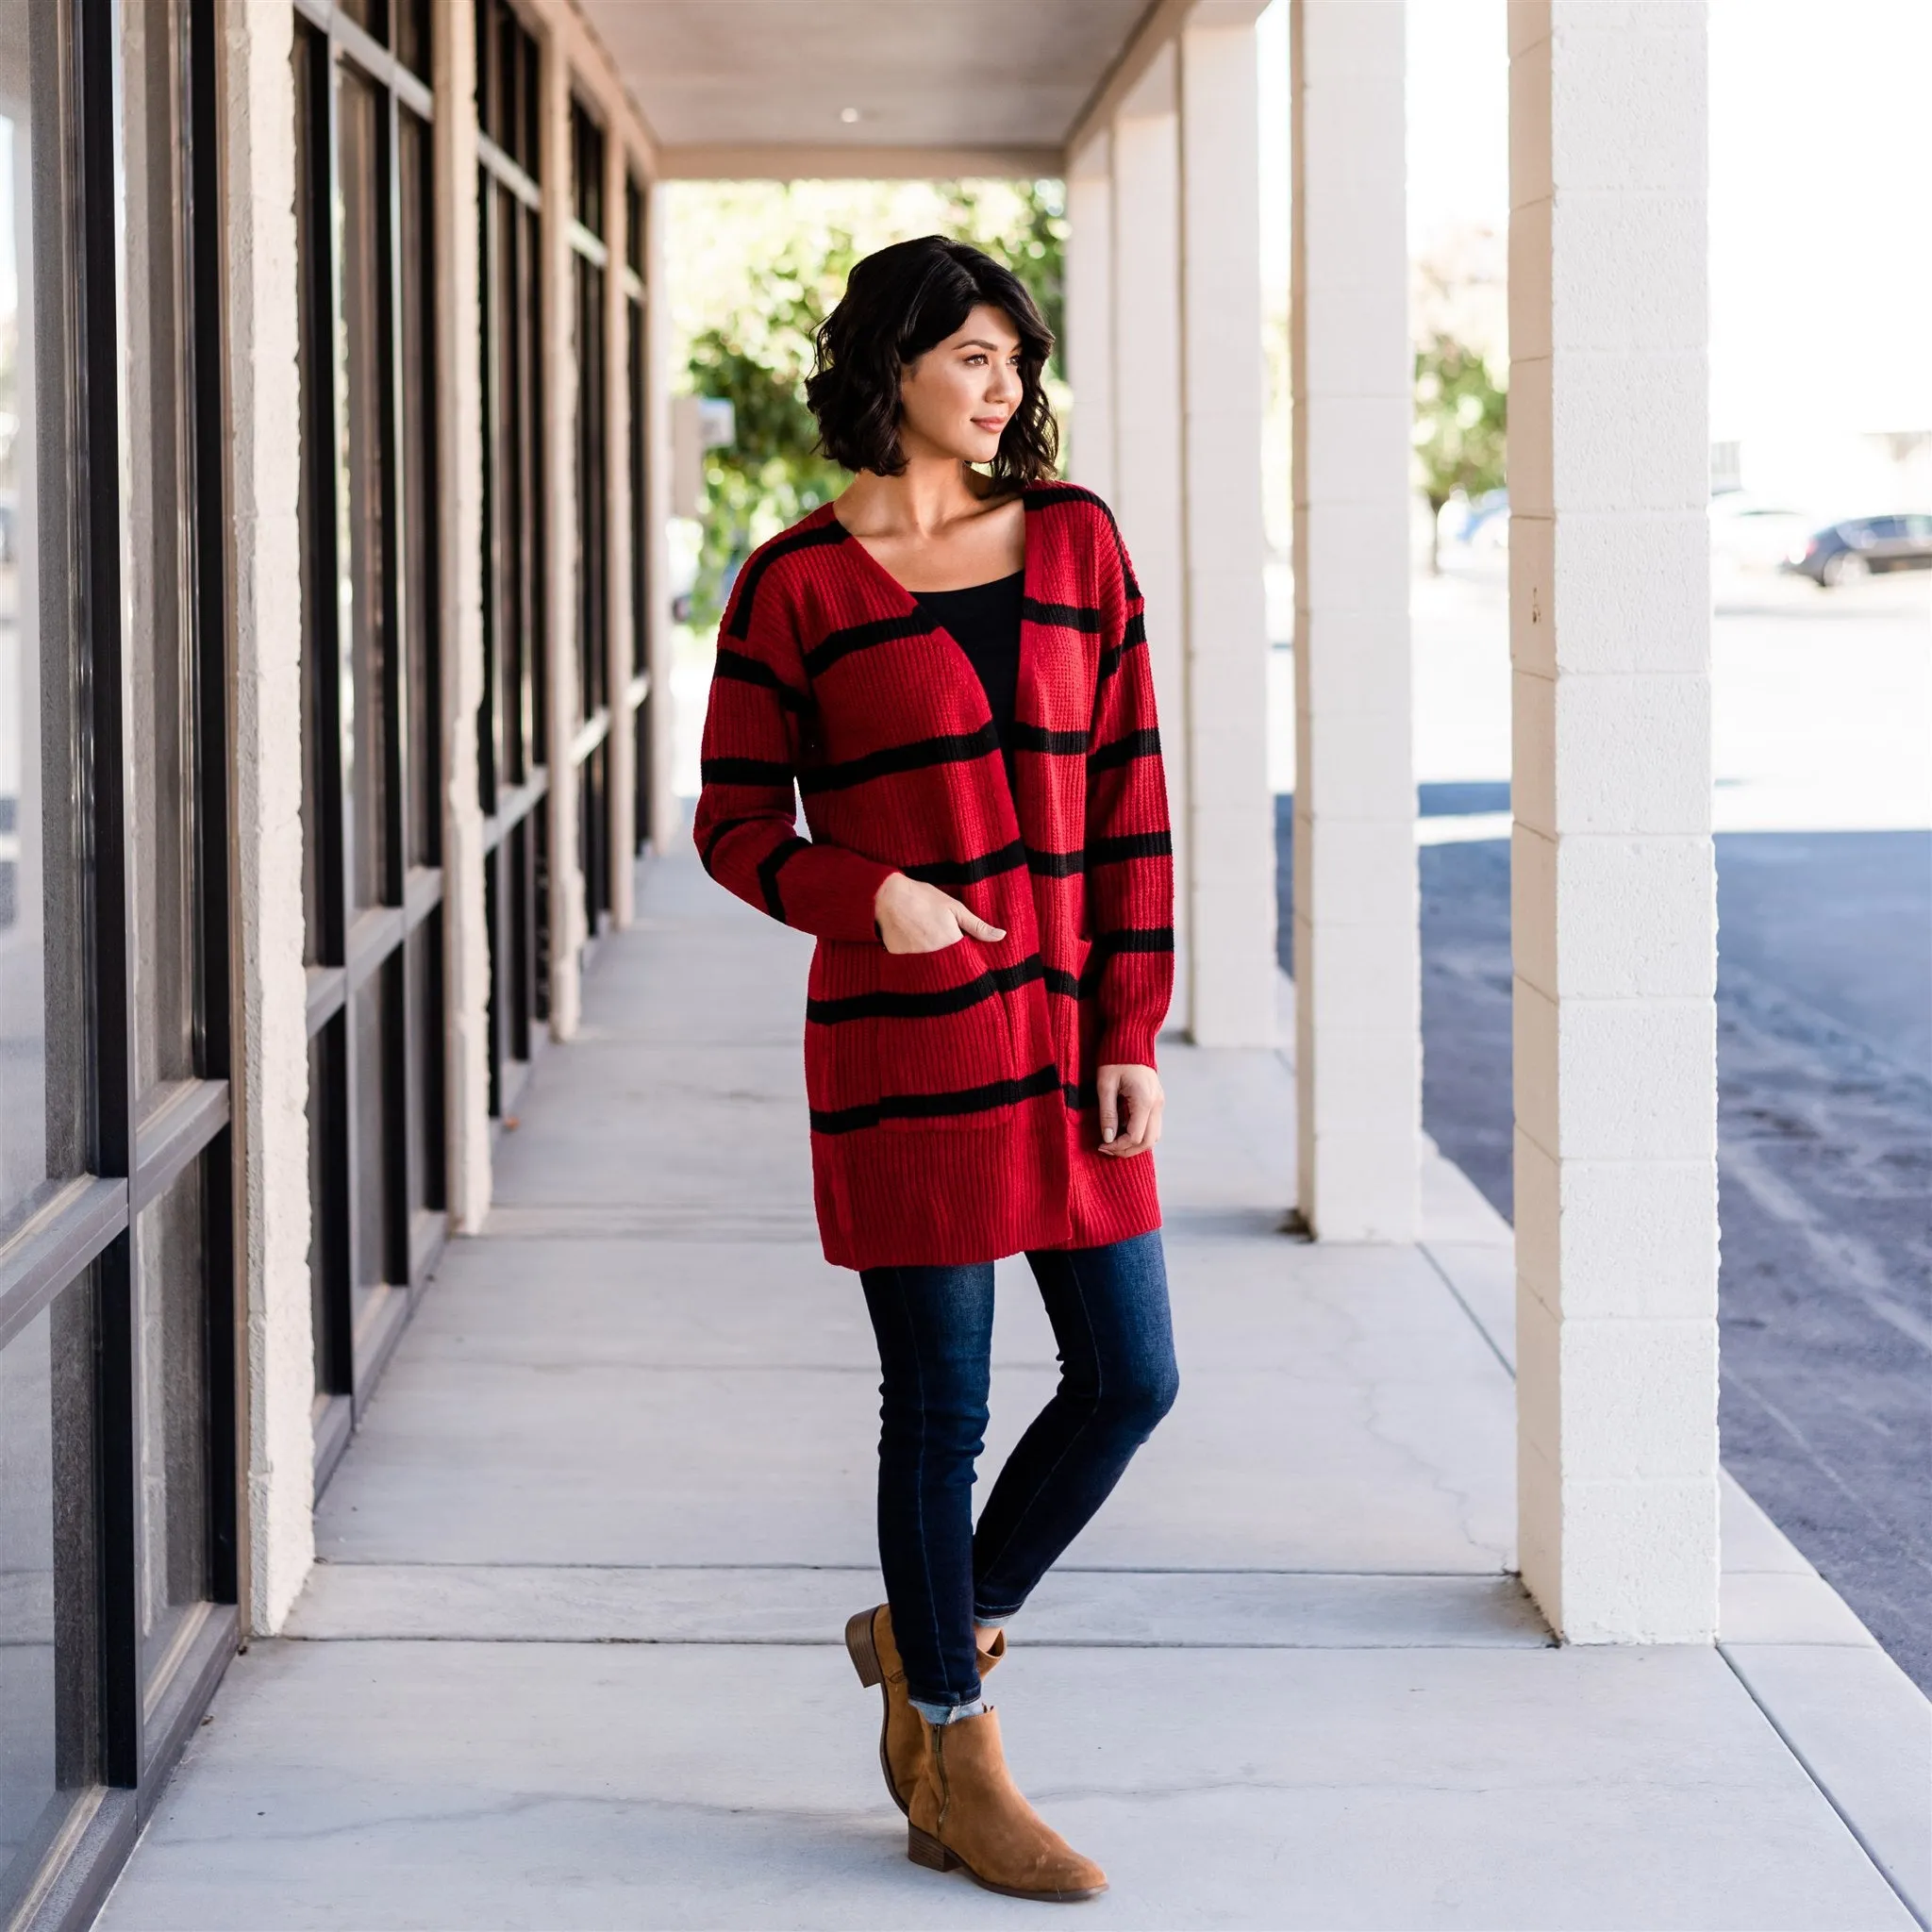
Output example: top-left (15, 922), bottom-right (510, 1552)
top-left (874, 872), bottom-right (1007, 956)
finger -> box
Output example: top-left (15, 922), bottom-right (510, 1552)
top-left (1097, 1068), bottom-right (1120, 1144)
top-left (950, 900), bottom-right (1007, 943)
top-left (1111, 1085), bottom-right (1149, 1153)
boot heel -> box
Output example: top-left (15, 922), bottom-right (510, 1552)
top-left (844, 1607), bottom-right (883, 1689)
top-left (908, 1824), bottom-right (960, 1872)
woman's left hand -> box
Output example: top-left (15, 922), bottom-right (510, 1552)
top-left (1096, 1064), bottom-right (1164, 1157)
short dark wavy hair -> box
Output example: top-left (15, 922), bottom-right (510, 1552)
top-left (805, 236), bottom-right (1058, 487)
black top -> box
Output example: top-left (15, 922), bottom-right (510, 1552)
top-left (913, 570), bottom-right (1025, 792)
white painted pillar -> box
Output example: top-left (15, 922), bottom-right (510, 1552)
top-left (1288, 0), bottom-right (1419, 1239)
top-left (220, 0), bottom-right (315, 1632)
top-left (605, 132), bottom-right (636, 925)
top-left (433, 0), bottom-right (492, 1229)
top-left (1509, 0), bottom-right (1719, 1643)
top-left (1109, 57), bottom-right (1191, 1024)
top-left (540, 25), bottom-right (584, 1036)
top-left (1178, 7), bottom-right (1275, 1045)
top-left (642, 179), bottom-right (679, 855)
top-left (1064, 135), bottom-right (1115, 500)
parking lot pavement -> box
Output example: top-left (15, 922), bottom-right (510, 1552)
top-left (1274, 556), bottom-right (1932, 1695)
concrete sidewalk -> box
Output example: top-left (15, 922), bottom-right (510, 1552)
top-left (102, 853), bottom-right (1926, 1930)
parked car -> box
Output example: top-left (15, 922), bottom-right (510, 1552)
top-left (1708, 493), bottom-right (1810, 574)
top-left (1782, 513), bottom-right (1932, 587)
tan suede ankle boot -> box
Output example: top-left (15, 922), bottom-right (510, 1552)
top-left (844, 1605), bottom-right (1005, 1813)
top-left (906, 1707), bottom-right (1107, 1903)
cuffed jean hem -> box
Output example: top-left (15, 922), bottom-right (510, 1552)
top-left (910, 1695), bottom-right (989, 1726)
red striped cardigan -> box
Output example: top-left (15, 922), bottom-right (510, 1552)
top-left (692, 482), bottom-right (1173, 1271)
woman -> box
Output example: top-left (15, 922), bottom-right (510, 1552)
top-left (693, 236), bottom-right (1177, 1905)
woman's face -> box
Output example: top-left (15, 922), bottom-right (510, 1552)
top-left (897, 303), bottom-right (1024, 467)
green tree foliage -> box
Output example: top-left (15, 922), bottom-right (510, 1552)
top-left (681, 182), bottom-right (1067, 633)
top-left (1412, 335), bottom-right (1507, 572)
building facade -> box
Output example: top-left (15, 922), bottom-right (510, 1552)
top-left (0, 1), bottom-right (1718, 1923)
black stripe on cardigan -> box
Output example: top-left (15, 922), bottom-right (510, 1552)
top-left (757, 837), bottom-right (808, 921)
top-left (807, 955), bottom-right (1046, 1025)
top-left (1088, 829), bottom-right (1173, 867)
top-left (1097, 613), bottom-right (1149, 685)
top-left (701, 755), bottom-right (792, 787)
top-left (798, 721), bottom-right (1001, 795)
top-left (1022, 597), bottom-right (1105, 633)
top-left (1090, 726), bottom-right (1162, 771)
top-left (1010, 723), bottom-right (1089, 757)
top-left (715, 648), bottom-right (812, 714)
top-left (1024, 845), bottom-right (1083, 878)
top-left (809, 1061), bottom-right (1062, 1136)
top-left (1023, 483), bottom-right (1141, 601)
top-left (724, 518), bottom-right (848, 641)
top-left (698, 812), bottom-right (759, 874)
top-left (1080, 925), bottom-right (1175, 995)
top-left (903, 841), bottom-right (1026, 888)
top-left (804, 609), bottom-right (934, 678)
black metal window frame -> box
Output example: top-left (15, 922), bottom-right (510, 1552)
top-left (623, 170), bottom-right (651, 856)
top-left (567, 93), bottom-right (613, 938)
top-left (290, 0), bottom-right (449, 1500)
top-left (0, 0), bottom-right (241, 1922)
top-left (475, 0), bottom-right (549, 1124)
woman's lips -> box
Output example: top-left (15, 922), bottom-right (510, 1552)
top-left (972, 416), bottom-right (1007, 432)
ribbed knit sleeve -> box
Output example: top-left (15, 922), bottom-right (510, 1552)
top-left (692, 551), bottom-right (897, 943)
top-left (1083, 517), bottom-right (1174, 1069)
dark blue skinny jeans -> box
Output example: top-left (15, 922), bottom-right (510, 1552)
top-left (859, 1229), bottom-right (1179, 1715)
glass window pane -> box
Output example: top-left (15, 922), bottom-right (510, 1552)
top-left (575, 250), bottom-right (606, 721)
top-left (308, 1024), bottom-right (332, 1397)
top-left (122, 0), bottom-right (200, 1096)
top-left (0, 1275), bottom-right (100, 1919)
top-left (627, 297), bottom-right (645, 679)
top-left (634, 694), bottom-right (651, 857)
top-left (407, 919), bottom-right (444, 1217)
top-left (337, 67), bottom-right (392, 911)
top-left (397, 108), bottom-right (438, 870)
top-left (0, 0), bottom-right (90, 1238)
top-left (350, 964), bottom-right (400, 1335)
top-left (307, 1015), bottom-right (350, 1404)
top-left (580, 738), bottom-right (608, 932)
top-left (292, 25), bottom-right (335, 968)
top-left (133, 1157), bottom-right (209, 1686)
top-left (520, 202), bottom-right (546, 766)
top-left (395, 0), bottom-right (430, 80)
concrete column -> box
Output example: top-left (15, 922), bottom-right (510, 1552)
top-left (1179, 7), bottom-right (1275, 1045)
top-left (540, 25), bottom-right (584, 1035)
top-left (1509, 0), bottom-right (1718, 1642)
top-left (641, 180), bottom-right (679, 854)
top-left (1109, 57), bottom-right (1191, 1024)
top-left (434, 0), bottom-right (491, 1229)
top-left (605, 132), bottom-right (636, 924)
top-left (220, 0), bottom-right (315, 1631)
top-left (1288, 0), bottom-right (1419, 1240)
top-left (1063, 135), bottom-right (1114, 500)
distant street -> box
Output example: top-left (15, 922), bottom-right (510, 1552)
top-left (1275, 558), bottom-right (1932, 1691)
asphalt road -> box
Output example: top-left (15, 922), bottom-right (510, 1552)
top-left (1275, 799), bottom-right (1932, 1692)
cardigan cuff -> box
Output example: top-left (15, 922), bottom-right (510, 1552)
top-left (1096, 1018), bottom-right (1160, 1072)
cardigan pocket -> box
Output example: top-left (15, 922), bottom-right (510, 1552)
top-left (873, 939), bottom-right (1021, 1131)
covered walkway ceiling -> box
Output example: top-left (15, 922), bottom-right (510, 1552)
top-left (578, 0), bottom-right (1175, 177)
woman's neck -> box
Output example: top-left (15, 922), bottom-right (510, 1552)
top-left (838, 453), bottom-right (996, 541)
